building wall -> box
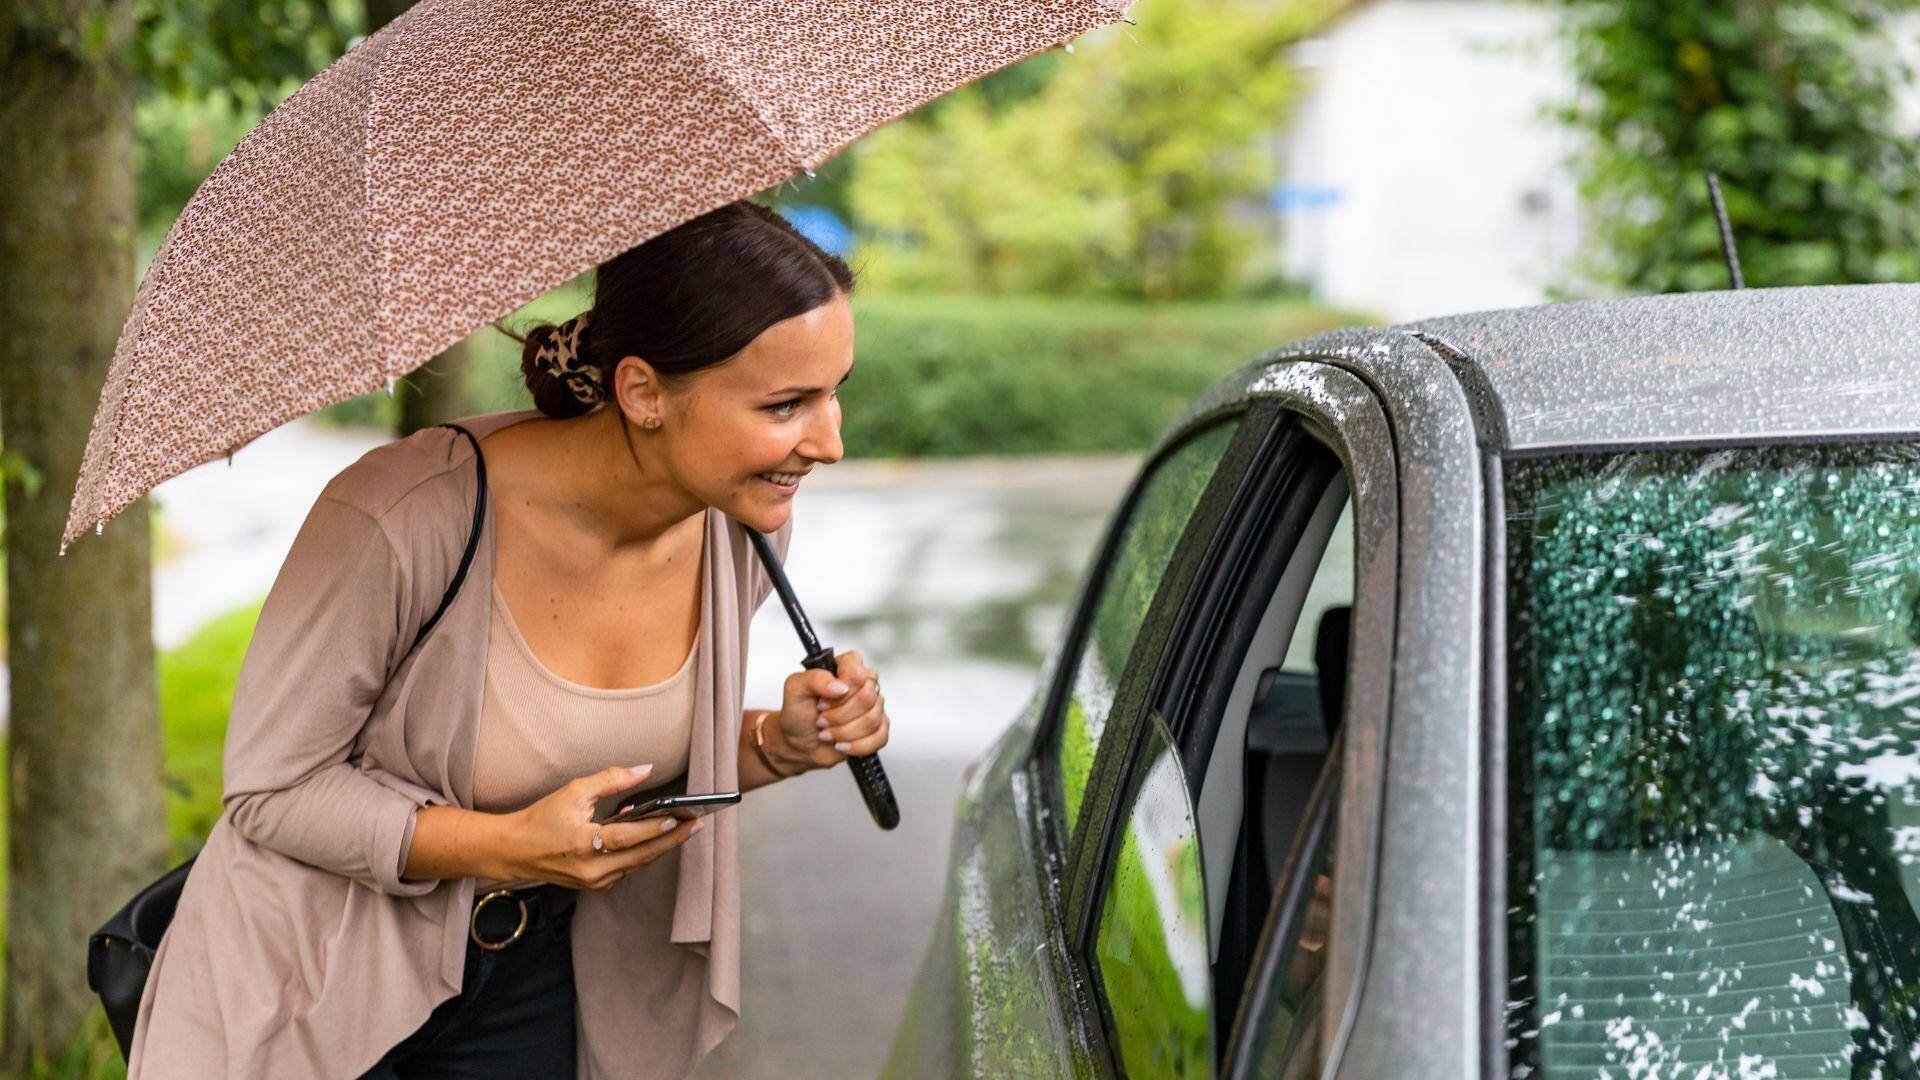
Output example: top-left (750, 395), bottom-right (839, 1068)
top-left (1276, 0), bottom-right (1582, 322)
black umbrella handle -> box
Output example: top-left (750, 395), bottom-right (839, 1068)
top-left (744, 524), bottom-right (900, 831)
top-left (800, 645), bottom-right (900, 830)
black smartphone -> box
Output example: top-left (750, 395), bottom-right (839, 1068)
top-left (592, 790), bottom-right (741, 826)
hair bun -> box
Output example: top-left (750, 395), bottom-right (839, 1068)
top-left (518, 311), bottom-right (601, 419)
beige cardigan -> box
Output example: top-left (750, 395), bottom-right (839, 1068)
top-left (127, 408), bottom-right (791, 1079)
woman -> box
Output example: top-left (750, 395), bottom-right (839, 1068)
top-left (125, 200), bottom-right (891, 1080)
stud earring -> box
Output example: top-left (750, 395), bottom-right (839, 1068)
top-left (643, 417), bottom-right (661, 429)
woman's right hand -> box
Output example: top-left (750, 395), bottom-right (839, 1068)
top-left (500, 764), bottom-right (700, 891)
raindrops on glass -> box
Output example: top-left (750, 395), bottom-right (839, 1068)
top-left (1504, 440), bottom-right (1920, 1077)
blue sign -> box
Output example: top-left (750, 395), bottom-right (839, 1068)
top-left (1270, 183), bottom-right (1343, 212)
top-left (780, 205), bottom-right (854, 257)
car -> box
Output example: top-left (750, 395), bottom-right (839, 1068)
top-left (881, 282), bottom-right (1920, 1079)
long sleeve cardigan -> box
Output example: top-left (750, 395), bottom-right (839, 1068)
top-left (125, 408), bottom-right (791, 1079)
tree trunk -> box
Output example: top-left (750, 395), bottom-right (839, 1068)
top-left (0, 1), bottom-right (169, 1067)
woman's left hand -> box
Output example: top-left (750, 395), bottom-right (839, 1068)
top-left (771, 649), bottom-right (890, 773)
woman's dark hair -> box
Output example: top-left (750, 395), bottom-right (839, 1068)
top-left (499, 199), bottom-right (857, 420)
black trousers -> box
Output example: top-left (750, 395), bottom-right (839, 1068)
top-left (360, 890), bottom-right (578, 1079)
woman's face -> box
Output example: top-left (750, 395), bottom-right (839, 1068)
top-left (611, 291), bottom-right (852, 534)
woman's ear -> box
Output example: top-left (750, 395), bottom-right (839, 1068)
top-left (608, 355), bottom-right (668, 427)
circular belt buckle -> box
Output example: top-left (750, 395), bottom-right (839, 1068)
top-left (470, 888), bottom-right (530, 951)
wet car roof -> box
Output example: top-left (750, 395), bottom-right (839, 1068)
top-left (1394, 282), bottom-right (1920, 452)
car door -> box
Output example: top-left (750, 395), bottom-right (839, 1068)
top-left (1032, 361), bottom-right (1399, 1078)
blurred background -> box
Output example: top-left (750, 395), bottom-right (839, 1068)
top-left (2, 0), bottom-right (1917, 1074)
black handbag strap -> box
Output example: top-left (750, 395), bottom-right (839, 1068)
top-left (411, 423), bottom-right (488, 651)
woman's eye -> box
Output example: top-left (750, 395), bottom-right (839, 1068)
top-left (767, 398), bottom-right (802, 417)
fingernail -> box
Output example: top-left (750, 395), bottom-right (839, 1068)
top-left (834, 741), bottom-right (852, 753)
top-left (826, 679), bottom-right (850, 695)
top-left (629, 764), bottom-right (652, 778)
top-left (816, 717), bottom-right (829, 729)
top-left (818, 729), bottom-right (833, 741)
top-left (660, 817), bottom-right (679, 831)
top-left (689, 819), bottom-right (704, 834)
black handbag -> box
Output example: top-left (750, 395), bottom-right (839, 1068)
top-left (86, 422), bottom-right (489, 1061)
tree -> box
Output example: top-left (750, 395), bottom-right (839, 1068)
top-left (0, 0), bottom-right (356, 1065)
top-left (847, 0), bottom-right (1340, 301)
top-left (1542, 0), bottom-right (1920, 293)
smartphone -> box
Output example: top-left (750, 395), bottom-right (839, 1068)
top-left (592, 790), bottom-right (741, 826)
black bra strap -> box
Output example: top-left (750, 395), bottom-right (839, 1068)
top-left (412, 423), bottom-right (488, 651)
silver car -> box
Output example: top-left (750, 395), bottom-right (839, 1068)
top-left (884, 283), bottom-right (1920, 1078)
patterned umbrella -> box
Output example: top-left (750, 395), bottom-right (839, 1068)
top-left (61, 0), bottom-right (1134, 553)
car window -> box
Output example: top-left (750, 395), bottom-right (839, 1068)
top-left (1051, 420), bottom-right (1241, 845)
top-left (1093, 713), bottom-right (1213, 1079)
top-left (1237, 769), bottom-right (1338, 1077)
top-left (1503, 441), bottom-right (1920, 1077)
top-left (1278, 501), bottom-right (1354, 679)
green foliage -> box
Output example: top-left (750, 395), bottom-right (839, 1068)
top-left (318, 292), bottom-right (1361, 456)
top-left (847, 0), bottom-right (1339, 301)
top-left (1542, 0), bottom-right (1920, 292)
top-left (127, 0), bottom-right (361, 114)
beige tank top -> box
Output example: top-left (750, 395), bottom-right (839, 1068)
top-left (473, 576), bottom-right (697, 891)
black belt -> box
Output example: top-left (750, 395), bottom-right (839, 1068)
top-left (469, 883), bottom-right (577, 951)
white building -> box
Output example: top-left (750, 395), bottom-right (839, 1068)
top-left (1275, 0), bottom-right (1583, 322)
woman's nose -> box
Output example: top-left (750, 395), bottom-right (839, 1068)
top-left (801, 405), bottom-right (843, 465)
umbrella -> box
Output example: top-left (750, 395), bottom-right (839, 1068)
top-left (60, 0), bottom-right (1136, 552)
top-left (62, 0), bottom-right (1137, 832)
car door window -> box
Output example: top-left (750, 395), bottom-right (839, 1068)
top-left (1503, 441), bottom-right (1920, 1077)
top-left (1232, 752), bottom-right (1339, 1078)
top-left (1051, 421), bottom-right (1241, 845)
top-left (1093, 712), bottom-right (1213, 1079)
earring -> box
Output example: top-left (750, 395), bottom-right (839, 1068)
top-left (643, 417), bottom-right (660, 429)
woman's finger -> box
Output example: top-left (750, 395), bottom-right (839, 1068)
top-left (575, 763), bottom-right (654, 803)
top-left (818, 676), bottom-right (878, 725)
top-left (823, 699), bottom-right (884, 744)
top-left (595, 812), bottom-right (690, 853)
top-left (833, 649), bottom-right (869, 688)
top-left (586, 821), bottom-right (702, 887)
top-left (842, 714), bottom-right (890, 757)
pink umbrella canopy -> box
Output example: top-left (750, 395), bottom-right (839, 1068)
top-left (61, 0), bottom-right (1133, 553)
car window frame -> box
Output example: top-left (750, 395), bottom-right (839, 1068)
top-left (1066, 360), bottom-right (1402, 1079)
top-left (1070, 417), bottom-right (1333, 1075)
top-left (1022, 398), bottom-right (1282, 1073)
top-left (1223, 362), bottom-right (1401, 1080)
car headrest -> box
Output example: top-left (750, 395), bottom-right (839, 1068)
top-left (1314, 605), bottom-right (1352, 738)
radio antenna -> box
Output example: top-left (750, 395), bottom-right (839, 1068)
top-left (1704, 171), bottom-right (1745, 289)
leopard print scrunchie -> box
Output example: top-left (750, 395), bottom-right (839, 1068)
top-left (532, 311), bottom-right (603, 407)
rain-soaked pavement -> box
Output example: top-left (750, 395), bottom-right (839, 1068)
top-left (138, 416), bottom-right (1138, 1077)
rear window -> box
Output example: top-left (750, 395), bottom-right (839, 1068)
top-left (1503, 441), bottom-right (1920, 1078)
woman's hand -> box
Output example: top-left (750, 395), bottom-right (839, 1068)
top-left (499, 764), bottom-right (700, 891)
top-left (768, 649), bottom-right (891, 774)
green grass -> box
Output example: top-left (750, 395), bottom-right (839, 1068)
top-left (157, 601), bottom-right (263, 855)
top-left (317, 291), bottom-right (1370, 457)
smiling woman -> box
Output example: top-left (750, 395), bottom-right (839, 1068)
top-left (122, 198), bottom-right (892, 1080)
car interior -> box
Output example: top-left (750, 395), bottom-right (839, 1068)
top-left (1192, 469), bottom-right (1354, 1055)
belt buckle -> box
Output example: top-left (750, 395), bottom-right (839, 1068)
top-left (470, 888), bottom-right (531, 951)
